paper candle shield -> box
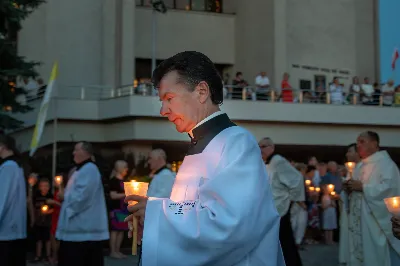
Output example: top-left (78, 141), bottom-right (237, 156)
top-left (384, 196), bottom-right (400, 216)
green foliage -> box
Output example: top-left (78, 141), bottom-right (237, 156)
top-left (0, 0), bottom-right (45, 129)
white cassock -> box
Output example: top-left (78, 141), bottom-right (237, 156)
top-left (359, 151), bottom-right (400, 266)
top-left (142, 112), bottom-right (285, 266)
top-left (147, 167), bottom-right (175, 198)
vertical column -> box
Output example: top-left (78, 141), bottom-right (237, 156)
top-left (121, 0), bottom-right (135, 85)
top-left (273, 0), bottom-right (287, 88)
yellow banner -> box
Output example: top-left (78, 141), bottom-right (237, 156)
top-left (29, 62), bottom-right (58, 156)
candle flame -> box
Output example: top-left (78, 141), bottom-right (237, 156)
top-left (41, 205), bottom-right (49, 212)
top-left (55, 176), bottom-right (62, 183)
top-left (328, 184), bottom-right (334, 191)
top-left (394, 198), bottom-right (399, 208)
top-left (316, 187), bottom-right (321, 192)
top-left (331, 191), bottom-right (336, 196)
top-left (345, 162), bottom-right (355, 172)
top-left (305, 180), bottom-right (311, 186)
top-left (309, 186), bottom-right (315, 191)
top-left (131, 180), bottom-right (139, 190)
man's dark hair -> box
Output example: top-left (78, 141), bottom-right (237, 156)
top-left (365, 131), bottom-right (380, 146)
top-left (0, 134), bottom-right (17, 153)
top-left (152, 51), bottom-right (224, 105)
top-left (78, 141), bottom-right (94, 156)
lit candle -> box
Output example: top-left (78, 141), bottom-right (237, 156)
top-left (123, 181), bottom-right (149, 256)
top-left (54, 175), bottom-right (63, 185)
top-left (327, 184), bottom-right (335, 193)
top-left (330, 191), bottom-right (336, 196)
top-left (384, 196), bottom-right (400, 217)
top-left (41, 205), bottom-right (49, 213)
top-left (309, 186), bottom-right (315, 192)
top-left (345, 162), bottom-right (356, 179)
top-left (305, 180), bottom-right (311, 186)
top-left (316, 187), bottom-right (321, 192)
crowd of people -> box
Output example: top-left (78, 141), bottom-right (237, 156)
top-left (2, 51), bottom-right (400, 266)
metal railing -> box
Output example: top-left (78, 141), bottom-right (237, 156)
top-left (23, 84), bottom-right (400, 107)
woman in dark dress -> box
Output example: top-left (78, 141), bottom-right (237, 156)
top-left (108, 160), bottom-right (129, 259)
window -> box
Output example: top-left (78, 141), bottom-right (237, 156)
top-left (191, 0), bottom-right (205, 11)
top-left (175, 0), bottom-right (190, 10)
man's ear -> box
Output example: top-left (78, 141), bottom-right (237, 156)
top-left (195, 81), bottom-right (211, 104)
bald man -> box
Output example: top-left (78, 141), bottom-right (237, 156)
top-left (259, 137), bottom-right (304, 266)
top-left (147, 149), bottom-right (175, 198)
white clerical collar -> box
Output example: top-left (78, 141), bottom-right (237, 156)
top-left (188, 111), bottom-right (225, 138)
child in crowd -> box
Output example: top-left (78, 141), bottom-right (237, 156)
top-left (321, 184), bottom-right (337, 245)
top-left (307, 190), bottom-right (321, 244)
top-left (32, 178), bottom-right (53, 262)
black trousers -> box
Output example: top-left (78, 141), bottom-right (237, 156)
top-left (0, 239), bottom-right (26, 266)
top-left (58, 240), bottom-right (104, 266)
top-left (280, 209), bottom-right (303, 266)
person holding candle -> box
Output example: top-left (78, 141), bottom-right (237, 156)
top-left (108, 160), bottom-right (129, 259)
top-left (0, 134), bottom-right (27, 266)
top-left (56, 141), bottom-right (109, 266)
top-left (32, 178), bottom-right (54, 263)
top-left (321, 184), bottom-right (337, 245)
top-left (125, 51), bottom-right (285, 266)
top-left (340, 143), bottom-right (362, 265)
top-left (348, 131), bottom-right (400, 266)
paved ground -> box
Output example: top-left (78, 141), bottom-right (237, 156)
top-left (27, 244), bottom-right (338, 266)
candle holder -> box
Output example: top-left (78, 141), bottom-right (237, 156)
top-left (330, 191), bottom-right (336, 196)
top-left (124, 181), bottom-right (149, 256)
top-left (308, 186), bottom-right (315, 192)
top-left (315, 187), bottom-right (321, 192)
top-left (327, 184), bottom-right (335, 193)
top-left (384, 196), bottom-right (400, 217)
top-left (305, 180), bottom-right (311, 186)
top-left (345, 162), bottom-right (356, 180)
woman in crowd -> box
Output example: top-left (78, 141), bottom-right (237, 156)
top-left (321, 184), bottom-right (337, 245)
top-left (108, 160), bottom-right (129, 259)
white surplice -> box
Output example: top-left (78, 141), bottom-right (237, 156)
top-left (142, 126), bottom-right (285, 266)
top-left (359, 151), bottom-right (400, 266)
top-left (267, 155), bottom-right (305, 217)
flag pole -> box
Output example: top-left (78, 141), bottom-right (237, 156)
top-left (51, 98), bottom-right (58, 193)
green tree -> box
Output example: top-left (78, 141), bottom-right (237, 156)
top-left (0, 0), bottom-right (45, 130)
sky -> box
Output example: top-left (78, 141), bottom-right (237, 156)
top-left (379, 0), bottom-right (400, 83)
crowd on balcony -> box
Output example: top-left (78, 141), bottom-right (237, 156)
top-left (225, 71), bottom-right (400, 106)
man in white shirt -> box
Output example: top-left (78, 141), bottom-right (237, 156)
top-left (259, 137), bottom-right (304, 266)
top-left (254, 71), bottom-right (270, 100)
top-left (57, 142), bottom-right (109, 266)
top-left (125, 51), bottom-right (284, 266)
top-left (381, 79), bottom-right (395, 106)
top-left (147, 149), bottom-right (175, 198)
top-left (0, 135), bottom-right (27, 266)
top-left (329, 77), bottom-right (344, 104)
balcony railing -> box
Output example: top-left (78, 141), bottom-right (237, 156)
top-left (23, 84), bottom-right (400, 108)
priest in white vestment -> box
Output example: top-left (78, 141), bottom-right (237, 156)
top-left (125, 51), bottom-right (285, 266)
top-left (259, 137), bottom-right (304, 266)
top-left (347, 131), bottom-right (400, 266)
top-left (0, 135), bottom-right (27, 265)
top-left (340, 143), bottom-right (362, 265)
top-left (147, 149), bottom-right (175, 198)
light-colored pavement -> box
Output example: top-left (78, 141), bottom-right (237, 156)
top-left (27, 244), bottom-right (338, 266)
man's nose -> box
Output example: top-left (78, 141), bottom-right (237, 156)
top-left (160, 102), bottom-right (168, 116)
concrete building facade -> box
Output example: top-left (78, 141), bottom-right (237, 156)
top-left (18, 0), bottom-right (378, 91)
